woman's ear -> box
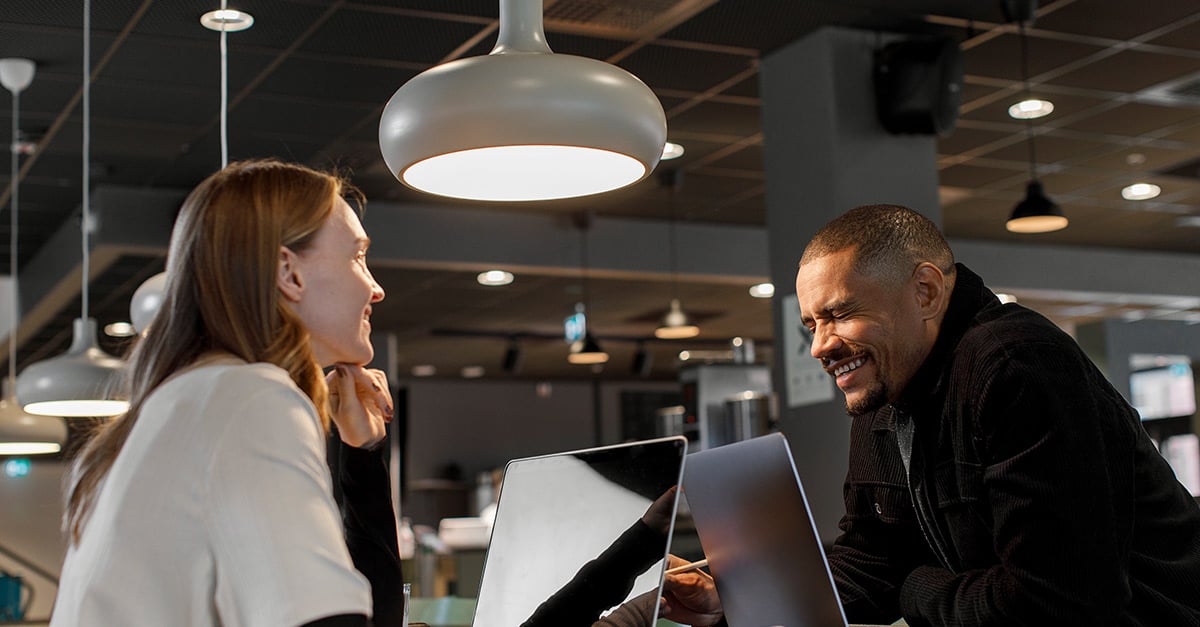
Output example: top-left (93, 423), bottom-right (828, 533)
top-left (912, 262), bottom-right (948, 321)
top-left (277, 246), bottom-right (304, 303)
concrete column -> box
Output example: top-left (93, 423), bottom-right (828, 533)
top-left (760, 26), bottom-right (942, 542)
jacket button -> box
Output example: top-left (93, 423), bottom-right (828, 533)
top-left (874, 502), bottom-right (883, 514)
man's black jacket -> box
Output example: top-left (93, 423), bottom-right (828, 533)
top-left (827, 263), bottom-right (1200, 627)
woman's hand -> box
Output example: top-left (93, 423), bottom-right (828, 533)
top-left (640, 486), bottom-right (678, 536)
top-left (659, 554), bottom-right (724, 626)
top-left (326, 364), bottom-right (393, 449)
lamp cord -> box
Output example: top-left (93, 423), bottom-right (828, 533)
top-left (667, 178), bottom-right (678, 302)
top-left (579, 221), bottom-right (590, 313)
top-left (1018, 19), bottom-right (1039, 181)
top-left (219, 0), bottom-right (229, 168)
top-left (8, 89), bottom-right (18, 383)
top-left (81, 0), bottom-right (90, 322)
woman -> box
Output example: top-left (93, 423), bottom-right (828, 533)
top-left (52, 160), bottom-right (401, 626)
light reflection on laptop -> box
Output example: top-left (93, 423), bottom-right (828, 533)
top-left (472, 437), bottom-right (687, 627)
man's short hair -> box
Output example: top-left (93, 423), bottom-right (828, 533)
top-left (799, 204), bottom-right (955, 282)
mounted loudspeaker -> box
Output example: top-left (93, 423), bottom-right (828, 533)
top-left (873, 36), bottom-right (963, 136)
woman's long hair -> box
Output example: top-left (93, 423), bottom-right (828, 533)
top-left (64, 159), bottom-right (362, 542)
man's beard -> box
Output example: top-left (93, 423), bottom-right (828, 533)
top-left (845, 379), bottom-right (889, 417)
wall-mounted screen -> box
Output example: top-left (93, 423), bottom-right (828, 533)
top-left (1130, 362), bottom-right (1196, 421)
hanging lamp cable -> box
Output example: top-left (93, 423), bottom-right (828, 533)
top-left (666, 173), bottom-right (678, 302)
top-left (219, 0), bottom-right (229, 168)
top-left (579, 215), bottom-right (590, 313)
top-left (1018, 19), bottom-right (1038, 181)
top-left (8, 80), bottom-right (19, 382)
top-left (81, 0), bottom-right (91, 322)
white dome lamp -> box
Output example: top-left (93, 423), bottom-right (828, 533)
top-left (129, 271), bottom-right (167, 334)
top-left (379, 0), bottom-right (667, 202)
top-left (15, 2), bottom-right (128, 418)
top-left (0, 57), bottom-right (67, 453)
top-left (0, 378), bottom-right (66, 455)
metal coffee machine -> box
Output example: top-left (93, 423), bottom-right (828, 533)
top-left (666, 340), bottom-right (775, 450)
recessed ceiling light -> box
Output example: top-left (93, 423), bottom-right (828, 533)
top-left (661, 142), bottom-right (685, 160)
top-left (200, 9), bottom-right (254, 32)
top-left (748, 282), bottom-right (774, 298)
top-left (103, 321), bottom-right (137, 337)
top-left (1121, 182), bottom-right (1161, 201)
top-left (1125, 153), bottom-right (1147, 166)
top-left (461, 365), bottom-right (485, 379)
top-left (411, 364), bottom-right (436, 377)
top-left (1008, 98), bottom-right (1054, 120)
top-left (477, 270), bottom-right (514, 286)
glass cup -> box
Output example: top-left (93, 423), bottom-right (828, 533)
top-left (402, 582), bottom-right (411, 627)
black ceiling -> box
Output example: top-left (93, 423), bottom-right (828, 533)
top-left (3, 0), bottom-right (1200, 382)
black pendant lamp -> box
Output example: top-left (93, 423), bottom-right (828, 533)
top-left (567, 214), bottom-right (608, 365)
top-left (1005, 18), bottom-right (1067, 234)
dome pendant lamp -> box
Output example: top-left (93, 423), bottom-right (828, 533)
top-left (1005, 18), bottom-right (1067, 234)
top-left (0, 57), bottom-right (67, 453)
top-left (16, 0), bottom-right (128, 418)
top-left (654, 170), bottom-right (699, 339)
top-left (379, 0), bottom-right (667, 202)
top-left (0, 377), bottom-right (66, 455)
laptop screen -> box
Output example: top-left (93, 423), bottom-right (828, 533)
top-left (472, 436), bottom-right (687, 627)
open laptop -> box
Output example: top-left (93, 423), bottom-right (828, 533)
top-left (472, 436), bottom-right (687, 627)
top-left (682, 432), bottom-right (891, 627)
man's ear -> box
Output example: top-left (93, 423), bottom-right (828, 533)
top-left (912, 262), bottom-right (948, 321)
top-left (277, 246), bottom-right (304, 303)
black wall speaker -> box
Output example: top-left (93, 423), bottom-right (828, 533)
top-left (873, 36), bottom-right (964, 136)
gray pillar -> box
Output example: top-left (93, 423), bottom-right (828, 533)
top-left (761, 27), bottom-right (941, 542)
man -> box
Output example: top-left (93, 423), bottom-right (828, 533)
top-left (795, 204), bottom-right (1200, 626)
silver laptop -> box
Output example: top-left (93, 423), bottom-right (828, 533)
top-left (472, 436), bottom-right (687, 627)
top-left (683, 432), bottom-right (890, 627)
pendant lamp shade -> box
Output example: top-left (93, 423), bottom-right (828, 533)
top-left (1006, 181), bottom-right (1067, 234)
top-left (17, 319), bottom-right (128, 417)
top-left (15, 0), bottom-right (128, 418)
top-left (0, 379), bottom-right (66, 455)
top-left (655, 298), bottom-right (700, 339)
top-left (378, 0), bottom-right (667, 202)
top-left (567, 332), bottom-right (609, 365)
top-left (0, 58), bottom-right (66, 452)
top-left (130, 271), bottom-right (167, 333)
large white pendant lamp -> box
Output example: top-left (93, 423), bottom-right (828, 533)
top-left (0, 58), bottom-right (67, 453)
top-left (16, 0), bottom-right (128, 418)
top-left (379, 0), bottom-right (667, 202)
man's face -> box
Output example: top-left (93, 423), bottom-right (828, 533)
top-left (796, 249), bottom-right (929, 416)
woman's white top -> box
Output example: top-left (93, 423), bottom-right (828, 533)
top-left (51, 360), bottom-right (371, 626)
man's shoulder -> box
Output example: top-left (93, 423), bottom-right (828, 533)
top-left (959, 303), bottom-right (1075, 357)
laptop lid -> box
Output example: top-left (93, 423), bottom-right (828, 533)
top-left (682, 432), bottom-right (851, 627)
top-left (472, 436), bottom-right (688, 627)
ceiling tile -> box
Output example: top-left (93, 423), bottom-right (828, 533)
top-left (1051, 49), bottom-right (1200, 94)
top-left (619, 44), bottom-right (757, 93)
top-left (1059, 102), bottom-right (1200, 137)
top-left (962, 32), bottom-right (1104, 83)
top-left (1033, 0), bottom-right (1200, 42)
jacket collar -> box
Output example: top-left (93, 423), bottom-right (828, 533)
top-left (892, 262), bottom-right (998, 414)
